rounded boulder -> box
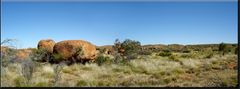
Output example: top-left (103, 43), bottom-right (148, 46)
top-left (37, 39), bottom-right (55, 53)
top-left (53, 40), bottom-right (97, 63)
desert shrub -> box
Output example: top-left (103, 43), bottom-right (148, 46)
top-left (121, 39), bottom-right (141, 60)
top-left (219, 43), bottom-right (228, 55)
top-left (1, 39), bottom-right (20, 66)
top-left (112, 38), bottom-right (141, 61)
top-left (52, 53), bottom-right (65, 63)
top-left (112, 51), bottom-right (124, 64)
top-left (95, 55), bottom-right (111, 66)
top-left (112, 39), bottom-right (124, 63)
top-left (181, 46), bottom-right (191, 53)
top-left (158, 50), bottom-right (172, 57)
top-left (31, 48), bottom-right (51, 62)
top-left (21, 59), bottom-right (35, 85)
top-left (1, 48), bottom-right (18, 67)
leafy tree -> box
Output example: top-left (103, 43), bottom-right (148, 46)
top-left (112, 39), bottom-right (141, 61)
top-left (121, 39), bottom-right (141, 60)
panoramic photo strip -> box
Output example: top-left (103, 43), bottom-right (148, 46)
top-left (1, 0), bottom-right (238, 87)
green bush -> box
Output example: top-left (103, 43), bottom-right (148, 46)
top-left (219, 43), bottom-right (228, 55)
top-left (112, 39), bottom-right (141, 60)
top-left (96, 55), bottom-right (111, 66)
top-left (121, 39), bottom-right (141, 59)
top-left (158, 50), bottom-right (172, 57)
top-left (31, 48), bottom-right (51, 62)
top-left (52, 53), bottom-right (65, 63)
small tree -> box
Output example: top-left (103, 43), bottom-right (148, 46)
top-left (121, 39), bottom-right (141, 60)
top-left (219, 42), bottom-right (228, 55)
top-left (112, 39), bottom-right (141, 61)
top-left (1, 39), bottom-right (18, 67)
top-left (112, 39), bottom-right (123, 63)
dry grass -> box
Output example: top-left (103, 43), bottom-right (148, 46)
top-left (1, 53), bottom-right (238, 87)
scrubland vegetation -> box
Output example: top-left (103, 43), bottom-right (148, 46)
top-left (1, 39), bottom-right (238, 87)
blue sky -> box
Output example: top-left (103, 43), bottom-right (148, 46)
top-left (1, 1), bottom-right (238, 48)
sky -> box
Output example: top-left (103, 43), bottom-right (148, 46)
top-left (1, 0), bottom-right (238, 48)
